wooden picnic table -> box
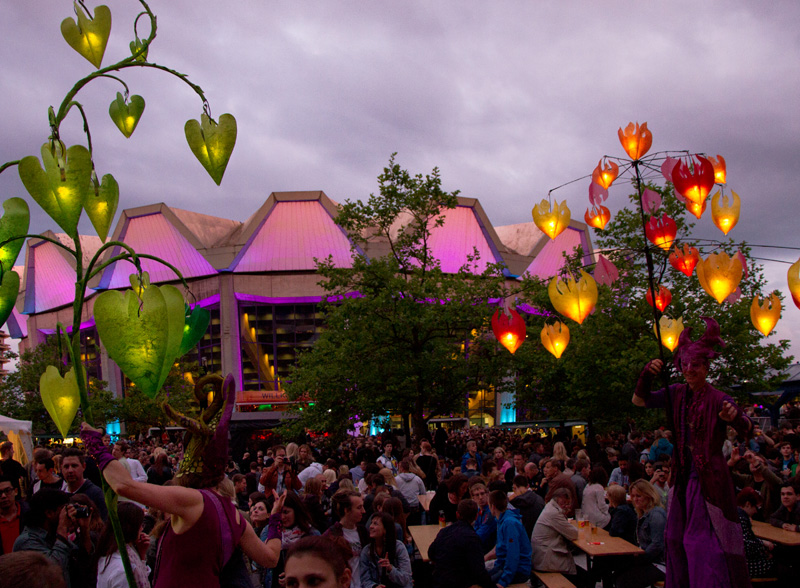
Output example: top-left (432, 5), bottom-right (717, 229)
top-left (567, 520), bottom-right (643, 571)
top-left (751, 519), bottom-right (800, 546)
top-left (409, 524), bottom-right (441, 562)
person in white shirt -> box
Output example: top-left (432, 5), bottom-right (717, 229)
top-left (395, 459), bottom-right (426, 524)
top-left (376, 442), bottom-right (398, 475)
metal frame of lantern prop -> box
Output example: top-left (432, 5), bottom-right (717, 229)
top-left (0, 3), bottom-right (236, 587)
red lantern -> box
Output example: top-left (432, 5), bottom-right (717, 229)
top-left (584, 205), bottom-right (610, 230)
top-left (708, 155), bottom-right (726, 184)
top-left (646, 285), bottom-right (672, 312)
top-left (684, 198), bottom-right (707, 219)
top-left (645, 214), bottom-right (678, 251)
top-left (671, 156), bottom-right (715, 205)
top-left (669, 244), bottom-right (700, 277)
top-left (491, 308), bottom-right (526, 354)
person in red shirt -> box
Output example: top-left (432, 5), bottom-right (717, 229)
top-left (0, 474), bottom-right (26, 555)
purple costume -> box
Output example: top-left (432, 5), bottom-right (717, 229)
top-left (635, 318), bottom-right (752, 588)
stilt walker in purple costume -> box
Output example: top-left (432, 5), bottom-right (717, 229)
top-left (632, 317), bottom-right (752, 588)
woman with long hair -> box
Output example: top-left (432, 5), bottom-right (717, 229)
top-left (285, 535), bottom-right (354, 588)
top-left (582, 466), bottom-right (611, 528)
top-left (493, 446), bottom-right (512, 475)
top-left (302, 477), bottom-right (330, 533)
top-left (146, 450), bottom-right (173, 486)
top-left (95, 502), bottom-right (150, 588)
top-left (266, 491), bottom-right (321, 587)
top-left (359, 512), bottom-right (412, 588)
top-left (614, 479), bottom-right (667, 588)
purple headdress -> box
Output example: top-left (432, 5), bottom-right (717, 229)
top-left (672, 316), bottom-right (726, 369)
top-left (162, 373), bottom-right (235, 489)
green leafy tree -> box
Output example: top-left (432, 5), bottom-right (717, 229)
top-left (509, 184), bottom-right (792, 431)
top-left (283, 155), bottom-right (509, 440)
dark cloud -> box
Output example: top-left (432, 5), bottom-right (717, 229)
top-left (2, 0), bottom-right (798, 358)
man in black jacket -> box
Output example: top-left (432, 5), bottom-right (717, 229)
top-left (510, 474), bottom-right (545, 538)
top-left (429, 499), bottom-right (494, 588)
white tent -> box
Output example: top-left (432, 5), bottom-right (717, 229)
top-left (0, 415), bottom-right (33, 465)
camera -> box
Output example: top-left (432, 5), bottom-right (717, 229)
top-left (73, 505), bottom-right (91, 519)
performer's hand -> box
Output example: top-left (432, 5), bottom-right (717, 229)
top-left (80, 421), bottom-right (103, 435)
top-left (719, 401), bottom-right (738, 422)
top-left (647, 359), bottom-right (663, 376)
top-left (271, 489), bottom-right (287, 515)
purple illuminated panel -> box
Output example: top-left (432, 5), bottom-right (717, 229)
top-left (24, 241), bottom-right (85, 313)
top-left (426, 206), bottom-right (500, 274)
top-left (522, 227), bottom-right (583, 280)
top-left (101, 213), bottom-right (217, 288)
top-left (233, 201), bottom-right (354, 272)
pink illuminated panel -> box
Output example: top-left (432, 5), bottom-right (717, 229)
top-left (523, 227), bottom-right (583, 280)
top-left (427, 206), bottom-right (499, 274)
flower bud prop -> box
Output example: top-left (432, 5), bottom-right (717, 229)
top-left (710, 190), bottom-right (740, 235)
top-left (18, 143), bottom-right (91, 239)
top-left (671, 156), bottom-right (715, 205)
top-left (60, 3), bottom-right (111, 69)
top-left (541, 321), bottom-right (570, 359)
top-left (618, 122), bottom-right (652, 160)
top-left (185, 113), bottom-right (238, 185)
top-left (669, 244), bottom-right (700, 277)
top-left (655, 316), bottom-right (684, 352)
top-left (584, 205), bottom-right (610, 230)
top-left (645, 214), bottom-right (677, 251)
top-left (492, 308), bottom-right (526, 354)
top-left (788, 258), bottom-right (800, 309)
top-left (750, 294), bottom-right (781, 336)
top-left (93, 276), bottom-right (186, 398)
top-left (40, 365), bottom-right (83, 438)
top-left (594, 254), bottom-right (619, 287)
top-left (532, 199), bottom-right (570, 240)
top-left (592, 160), bottom-right (619, 189)
top-left (646, 285), bottom-right (672, 312)
top-left (708, 155), bottom-right (726, 184)
top-left (548, 270), bottom-right (598, 324)
top-left (641, 189), bottom-right (661, 215)
top-left (695, 252), bottom-right (743, 304)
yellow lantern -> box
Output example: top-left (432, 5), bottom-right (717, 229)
top-left (708, 155), bottom-right (727, 184)
top-left (696, 251), bottom-right (743, 304)
top-left (548, 270), bottom-right (598, 324)
top-left (591, 160), bottom-right (619, 189)
top-left (655, 316), bottom-right (684, 352)
top-left (710, 190), bottom-right (741, 235)
top-left (541, 321), bottom-right (570, 359)
top-left (788, 258), bottom-right (800, 309)
top-left (750, 294), bottom-right (781, 336)
top-left (532, 199), bottom-right (571, 240)
top-left (618, 122), bottom-right (653, 160)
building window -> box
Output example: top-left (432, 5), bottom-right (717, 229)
top-left (183, 305), bottom-right (222, 376)
top-left (80, 325), bottom-right (102, 381)
top-left (239, 302), bottom-right (323, 392)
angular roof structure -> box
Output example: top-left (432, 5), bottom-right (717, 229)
top-left (520, 222), bottom-right (593, 281)
top-left (229, 192), bottom-right (356, 272)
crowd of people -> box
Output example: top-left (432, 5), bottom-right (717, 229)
top-left (0, 410), bottom-right (797, 588)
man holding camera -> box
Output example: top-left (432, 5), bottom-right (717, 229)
top-left (60, 448), bottom-right (107, 521)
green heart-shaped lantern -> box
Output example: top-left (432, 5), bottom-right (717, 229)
top-left (93, 277), bottom-right (185, 398)
top-left (185, 113), bottom-right (237, 185)
top-left (18, 143), bottom-right (91, 239)
top-left (0, 198), bottom-right (30, 272)
top-left (109, 92), bottom-right (145, 138)
top-left (0, 270), bottom-right (20, 329)
top-left (40, 365), bottom-right (82, 438)
top-left (180, 304), bottom-right (211, 356)
top-left (84, 173), bottom-right (118, 242)
top-left (130, 38), bottom-right (148, 62)
top-left (60, 3), bottom-right (112, 69)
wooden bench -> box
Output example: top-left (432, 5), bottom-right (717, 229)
top-left (531, 570), bottom-right (576, 588)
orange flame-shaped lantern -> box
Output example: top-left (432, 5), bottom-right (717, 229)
top-left (696, 251), bottom-right (743, 304)
top-left (584, 205), bottom-right (610, 230)
top-left (646, 285), bottom-right (672, 312)
top-left (541, 321), bottom-right (570, 359)
top-left (655, 316), bottom-right (684, 352)
top-left (684, 198), bottom-right (707, 220)
top-left (532, 199), bottom-right (571, 240)
top-left (672, 156), bottom-right (715, 205)
top-left (548, 270), bottom-right (598, 325)
top-left (618, 122), bottom-right (652, 160)
top-left (750, 294), bottom-right (781, 336)
top-left (788, 258), bottom-right (800, 309)
top-left (591, 160), bottom-right (619, 189)
top-left (711, 190), bottom-right (740, 235)
top-left (645, 214), bottom-right (678, 251)
top-left (669, 244), bottom-right (700, 277)
top-left (491, 308), bottom-right (526, 354)
top-left (708, 155), bottom-right (726, 184)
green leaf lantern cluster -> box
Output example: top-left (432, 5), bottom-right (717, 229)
top-left (109, 92), bottom-right (146, 138)
top-left (60, 3), bottom-right (112, 69)
top-left (40, 365), bottom-right (83, 438)
top-left (0, 198), bottom-right (30, 326)
top-left (185, 113), bottom-right (238, 185)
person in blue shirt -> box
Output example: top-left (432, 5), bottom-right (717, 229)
top-left (468, 480), bottom-right (496, 553)
top-left (488, 489), bottom-right (531, 587)
top-left (461, 440), bottom-right (483, 472)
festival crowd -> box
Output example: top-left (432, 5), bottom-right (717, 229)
top-left (0, 409), bottom-right (799, 588)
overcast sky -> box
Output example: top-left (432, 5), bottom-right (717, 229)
top-left (2, 1), bottom-right (798, 360)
